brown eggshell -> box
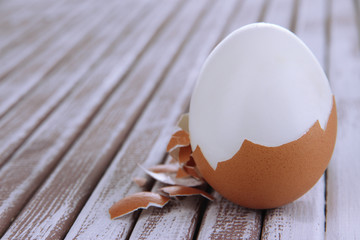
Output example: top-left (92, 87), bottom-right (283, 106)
top-left (132, 177), bottom-right (148, 187)
top-left (166, 130), bottom-right (190, 152)
top-left (176, 167), bottom-right (190, 178)
top-left (179, 146), bottom-right (192, 164)
top-left (192, 97), bottom-right (337, 209)
top-left (148, 164), bottom-right (179, 173)
top-left (109, 192), bottom-right (170, 219)
top-left (160, 186), bottom-right (214, 201)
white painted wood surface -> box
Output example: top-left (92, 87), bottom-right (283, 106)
top-left (263, 0), bottom-right (296, 30)
top-left (65, 1), bottom-right (240, 239)
top-left (0, 0), bottom-right (173, 236)
top-left (0, 1), bottom-right (124, 119)
top-left (326, 0), bottom-right (360, 239)
top-left (0, 1), bottom-right (133, 167)
top-left (0, 0), bottom-right (359, 239)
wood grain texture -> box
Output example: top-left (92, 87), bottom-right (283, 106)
top-left (129, 181), bottom-right (207, 240)
top-left (64, 1), bottom-right (241, 239)
top-left (0, 1), bottom-right (172, 236)
top-left (198, 192), bottom-right (263, 240)
top-left (263, 0), bottom-right (296, 29)
top-left (0, 1), bottom-right (95, 80)
top-left (325, 0), bottom-right (360, 239)
top-left (0, 1), bottom-right (124, 119)
top-left (261, 0), bottom-right (328, 239)
top-left (0, 0), bottom-right (67, 52)
top-left (1, 1), bottom-right (198, 239)
top-left (195, 0), bottom-right (266, 239)
top-left (0, 0), bottom-right (358, 238)
top-left (0, 1), bottom-right (131, 167)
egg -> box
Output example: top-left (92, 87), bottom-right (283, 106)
top-left (189, 23), bottom-right (337, 209)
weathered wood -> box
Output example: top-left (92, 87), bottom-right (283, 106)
top-left (263, 0), bottom-right (296, 29)
top-left (0, 1), bottom-right (132, 167)
top-left (0, 1), bottom-right (193, 239)
top-left (325, 0), bottom-right (360, 238)
top-left (261, 0), bottom-right (328, 239)
top-left (0, 1), bottom-right (175, 236)
top-left (0, 1), bottom-right (98, 79)
top-left (0, 0), bottom-right (66, 50)
top-left (0, 0), bottom-right (358, 238)
top-left (64, 1), bottom-right (242, 239)
top-left (198, 192), bottom-right (263, 240)
top-left (195, 0), bottom-right (266, 239)
top-left (262, 177), bottom-right (325, 240)
top-left (129, 180), bottom-right (207, 240)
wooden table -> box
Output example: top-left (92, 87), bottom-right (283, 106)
top-left (0, 0), bottom-right (359, 239)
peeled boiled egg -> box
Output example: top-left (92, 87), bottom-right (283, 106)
top-left (189, 23), bottom-right (337, 209)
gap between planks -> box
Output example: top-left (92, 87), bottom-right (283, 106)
top-left (1, 0), bottom-right (194, 239)
top-left (325, 0), bottom-right (360, 238)
top-left (0, 0), bottom-right (136, 168)
top-left (0, 0), bottom-right (169, 236)
top-left (0, 0), bottom-right (120, 120)
top-left (65, 0), bottom-right (244, 239)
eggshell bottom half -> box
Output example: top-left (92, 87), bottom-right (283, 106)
top-left (192, 97), bottom-right (337, 209)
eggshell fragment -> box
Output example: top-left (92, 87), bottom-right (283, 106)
top-left (178, 146), bottom-right (192, 164)
top-left (160, 186), bottom-right (214, 201)
top-left (132, 177), bottom-right (148, 187)
top-left (177, 113), bottom-right (189, 132)
top-left (166, 130), bottom-right (190, 152)
top-left (192, 98), bottom-right (337, 209)
top-left (109, 192), bottom-right (170, 219)
top-left (183, 165), bottom-right (202, 180)
top-left (176, 167), bottom-right (190, 178)
top-left (138, 164), bottom-right (203, 187)
top-left (148, 164), bottom-right (179, 173)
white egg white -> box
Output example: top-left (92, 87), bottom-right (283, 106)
top-left (189, 23), bottom-right (333, 170)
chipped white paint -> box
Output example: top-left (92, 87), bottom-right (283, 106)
top-left (66, 1), bottom-right (240, 239)
top-left (326, 0), bottom-right (360, 239)
top-left (262, 177), bottom-right (325, 239)
top-left (264, 0), bottom-right (296, 29)
top-left (0, 0), bottom-right (358, 238)
top-left (0, 1), bottom-right (125, 119)
top-left (1, 0), bottom-right (170, 236)
top-left (198, 192), bottom-right (262, 239)
top-left (0, 1), bottom-right (131, 167)
top-left (1, 0), bottom-right (205, 239)
top-left (129, 182), bottom-right (205, 240)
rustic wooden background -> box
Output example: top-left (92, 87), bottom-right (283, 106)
top-left (0, 0), bottom-right (359, 239)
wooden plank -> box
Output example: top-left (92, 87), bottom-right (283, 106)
top-left (0, 1), bottom-right (97, 79)
top-left (195, 1), bottom-right (267, 239)
top-left (0, 0), bottom-right (51, 23)
top-left (0, 1), bottom-right (132, 167)
top-left (64, 1), bottom-right (242, 239)
top-left (0, 0), bottom-right (174, 236)
top-left (325, 0), bottom-right (360, 238)
top-left (262, 178), bottom-right (325, 239)
top-left (0, 0), bottom-right (65, 41)
top-left (198, 192), bottom-right (263, 240)
top-left (0, 0), bottom-right (130, 120)
top-left (261, 0), bottom-right (328, 239)
top-left (1, 1), bottom-right (198, 239)
top-left (129, 180), bottom-right (207, 240)
top-left (263, 0), bottom-right (296, 29)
